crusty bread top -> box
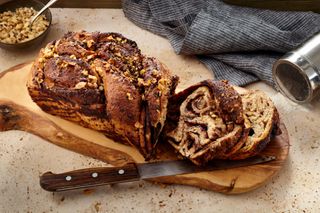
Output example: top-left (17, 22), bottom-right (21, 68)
top-left (27, 31), bottom-right (178, 159)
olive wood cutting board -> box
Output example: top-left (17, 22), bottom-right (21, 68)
top-left (0, 62), bottom-right (289, 194)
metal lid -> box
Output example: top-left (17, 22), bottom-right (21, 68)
top-left (272, 52), bottom-right (320, 103)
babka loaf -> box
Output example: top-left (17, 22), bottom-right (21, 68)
top-left (163, 80), bottom-right (280, 165)
top-left (27, 31), bottom-right (281, 164)
top-left (228, 90), bottom-right (281, 160)
top-left (27, 31), bottom-right (178, 159)
top-left (164, 80), bottom-right (249, 165)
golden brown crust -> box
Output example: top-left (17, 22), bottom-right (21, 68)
top-left (27, 31), bottom-right (178, 159)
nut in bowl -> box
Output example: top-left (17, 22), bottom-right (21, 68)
top-left (0, 0), bottom-right (52, 50)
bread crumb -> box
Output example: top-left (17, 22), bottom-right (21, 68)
top-left (83, 189), bottom-right (95, 195)
top-left (56, 132), bottom-right (63, 138)
top-left (94, 202), bottom-right (101, 212)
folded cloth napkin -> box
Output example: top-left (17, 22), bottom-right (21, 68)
top-left (122, 0), bottom-right (320, 87)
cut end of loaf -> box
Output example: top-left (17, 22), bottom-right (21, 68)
top-left (164, 81), bottom-right (281, 165)
top-left (164, 80), bottom-right (248, 165)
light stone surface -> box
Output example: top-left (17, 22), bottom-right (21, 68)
top-left (1, 8), bottom-right (320, 213)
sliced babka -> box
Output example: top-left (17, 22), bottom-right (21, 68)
top-left (164, 80), bottom-right (249, 165)
top-left (228, 90), bottom-right (281, 160)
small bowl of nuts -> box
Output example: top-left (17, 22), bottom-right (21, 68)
top-left (0, 0), bottom-right (52, 50)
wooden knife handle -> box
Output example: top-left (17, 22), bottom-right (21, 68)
top-left (40, 163), bottom-right (140, 192)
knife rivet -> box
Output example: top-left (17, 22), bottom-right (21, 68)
top-left (65, 176), bottom-right (72, 181)
top-left (92, 172), bottom-right (98, 178)
top-left (118, 169), bottom-right (125, 175)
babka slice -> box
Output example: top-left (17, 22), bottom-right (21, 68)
top-left (228, 90), bottom-right (281, 160)
top-left (164, 80), bottom-right (249, 165)
top-left (27, 31), bottom-right (178, 159)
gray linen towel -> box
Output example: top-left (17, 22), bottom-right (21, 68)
top-left (122, 0), bottom-right (320, 87)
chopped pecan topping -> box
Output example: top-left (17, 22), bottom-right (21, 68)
top-left (74, 82), bottom-right (87, 89)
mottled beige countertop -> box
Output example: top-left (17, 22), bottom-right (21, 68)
top-left (1, 9), bottom-right (320, 213)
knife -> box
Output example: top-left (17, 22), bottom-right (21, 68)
top-left (40, 155), bottom-right (275, 192)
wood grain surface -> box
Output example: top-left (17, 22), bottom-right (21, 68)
top-left (39, 163), bottom-right (140, 192)
top-left (0, 63), bottom-right (290, 194)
